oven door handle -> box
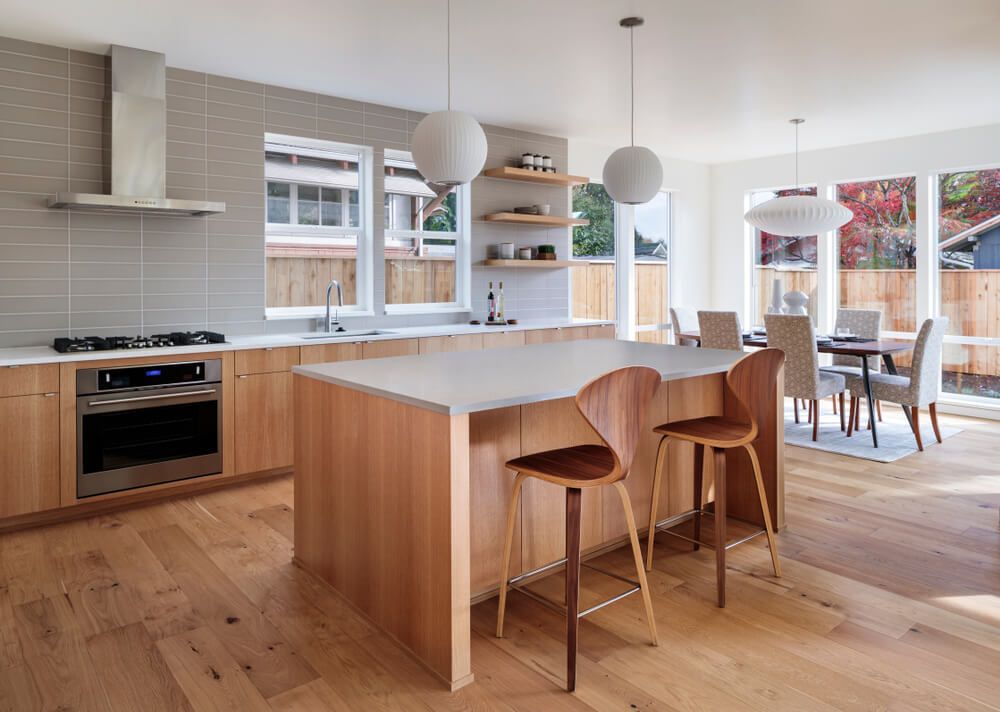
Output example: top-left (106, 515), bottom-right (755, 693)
top-left (86, 388), bottom-right (218, 407)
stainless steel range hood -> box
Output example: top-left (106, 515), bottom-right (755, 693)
top-left (48, 46), bottom-right (225, 216)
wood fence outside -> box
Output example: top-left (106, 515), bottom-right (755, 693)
top-left (571, 260), bottom-right (670, 327)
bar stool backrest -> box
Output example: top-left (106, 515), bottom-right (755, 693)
top-left (575, 366), bottom-right (661, 485)
top-left (724, 348), bottom-right (786, 444)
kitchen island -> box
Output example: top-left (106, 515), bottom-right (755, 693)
top-left (292, 339), bottom-right (784, 689)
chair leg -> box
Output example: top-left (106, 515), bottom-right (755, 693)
top-left (691, 443), bottom-right (705, 553)
top-left (831, 393), bottom-right (838, 414)
top-left (793, 398), bottom-right (800, 424)
top-left (744, 444), bottom-right (781, 578)
top-left (496, 472), bottom-right (526, 638)
top-left (911, 406), bottom-right (923, 452)
top-left (710, 447), bottom-right (727, 608)
top-left (645, 436), bottom-right (668, 571)
top-left (929, 403), bottom-right (943, 443)
top-left (812, 400), bottom-right (819, 441)
top-left (838, 392), bottom-right (846, 432)
top-left (613, 482), bottom-right (658, 646)
top-left (807, 399), bottom-right (813, 423)
top-left (565, 487), bottom-right (582, 692)
top-left (876, 400), bottom-right (883, 422)
top-left (846, 397), bottom-right (856, 437)
top-left (855, 399), bottom-right (862, 430)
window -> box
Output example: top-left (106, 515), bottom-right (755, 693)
top-left (265, 135), bottom-right (372, 316)
top-left (571, 183), bottom-right (616, 321)
top-left (634, 192), bottom-right (671, 343)
top-left (383, 150), bottom-right (469, 311)
top-left (836, 177), bottom-right (917, 332)
top-left (937, 167), bottom-right (1000, 400)
top-left (748, 187), bottom-right (818, 326)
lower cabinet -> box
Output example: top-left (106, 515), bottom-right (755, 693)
top-left (362, 339), bottom-right (419, 360)
top-left (418, 334), bottom-right (484, 354)
top-left (0, 393), bottom-right (59, 517)
top-left (234, 371), bottom-right (294, 475)
top-left (524, 326), bottom-right (592, 344)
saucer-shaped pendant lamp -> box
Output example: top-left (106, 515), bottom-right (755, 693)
top-left (602, 17), bottom-right (662, 205)
top-left (744, 119), bottom-right (853, 236)
top-left (410, 0), bottom-right (487, 186)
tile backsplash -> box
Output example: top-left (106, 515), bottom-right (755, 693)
top-left (0, 35), bottom-right (572, 347)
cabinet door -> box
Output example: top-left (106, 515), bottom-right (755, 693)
top-left (300, 342), bottom-right (363, 365)
top-left (234, 372), bottom-right (294, 475)
top-left (418, 334), bottom-right (483, 354)
top-left (587, 325), bottom-right (616, 340)
top-left (235, 347), bottom-right (300, 375)
top-left (524, 326), bottom-right (590, 345)
top-left (0, 393), bottom-right (59, 517)
top-left (362, 339), bottom-right (418, 360)
top-left (482, 331), bottom-right (526, 350)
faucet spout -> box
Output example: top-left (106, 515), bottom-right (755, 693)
top-left (325, 279), bottom-right (344, 332)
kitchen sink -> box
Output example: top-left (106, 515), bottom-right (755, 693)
top-left (297, 329), bottom-right (397, 340)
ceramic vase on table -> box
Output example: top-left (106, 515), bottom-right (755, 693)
top-left (782, 290), bottom-right (809, 315)
top-left (768, 278), bottom-right (784, 314)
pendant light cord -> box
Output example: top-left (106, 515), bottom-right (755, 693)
top-left (630, 24), bottom-right (635, 147)
top-left (447, 0), bottom-right (452, 110)
top-left (794, 119), bottom-right (799, 191)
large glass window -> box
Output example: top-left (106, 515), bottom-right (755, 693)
top-left (383, 149), bottom-right (468, 310)
top-left (937, 167), bottom-right (1000, 400)
top-left (634, 192), bottom-right (671, 343)
top-left (749, 187), bottom-right (818, 326)
top-left (265, 135), bottom-right (371, 314)
top-left (571, 183), bottom-right (616, 321)
top-left (836, 177), bottom-right (917, 332)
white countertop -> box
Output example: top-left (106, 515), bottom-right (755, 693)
top-left (293, 339), bottom-right (740, 415)
top-left (0, 319), bottom-right (612, 367)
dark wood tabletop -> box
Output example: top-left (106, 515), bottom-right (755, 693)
top-left (677, 332), bottom-right (914, 357)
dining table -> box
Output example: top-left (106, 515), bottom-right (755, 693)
top-left (677, 331), bottom-right (915, 448)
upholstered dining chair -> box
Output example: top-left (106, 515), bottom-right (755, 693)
top-left (670, 307), bottom-right (700, 346)
top-left (697, 311), bottom-right (744, 351)
top-left (846, 317), bottom-right (948, 451)
top-left (821, 308), bottom-right (883, 421)
top-left (764, 313), bottom-right (847, 440)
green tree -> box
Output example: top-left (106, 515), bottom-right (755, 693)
top-left (572, 183), bottom-right (614, 257)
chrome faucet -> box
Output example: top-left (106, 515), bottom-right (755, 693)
top-left (325, 279), bottom-right (344, 332)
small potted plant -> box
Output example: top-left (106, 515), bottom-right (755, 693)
top-left (537, 244), bottom-right (556, 261)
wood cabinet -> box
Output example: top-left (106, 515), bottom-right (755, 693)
top-left (587, 325), bottom-right (616, 340)
top-left (523, 326), bottom-right (591, 345)
top-left (362, 339), bottom-right (418, 360)
top-left (482, 330), bottom-right (526, 350)
top-left (418, 334), bottom-right (483, 354)
top-left (300, 342), bottom-right (363, 365)
top-left (0, 393), bottom-right (59, 517)
top-left (234, 371), bottom-right (294, 475)
top-left (235, 347), bottom-right (300, 375)
top-left (0, 364), bottom-right (58, 397)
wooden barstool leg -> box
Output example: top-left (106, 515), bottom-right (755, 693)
top-left (645, 436), bottom-right (668, 571)
top-left (929, 403), bottom-right (943, 443)
top-left (911, 406), bottom-right (923, 451)
top-left (613, 482), bottom-right (658, 646)
top-left (691, 443), bottom-right (704, 552)
top-left (496, 472), bottom-right (526, 638)
top-left (838, 392), bottom-right (846, 432)
top-left (744, 444), bottom-right (781, 577)
top-left (565, 487), bottom-right (582, 692)
top-left (710, 447), bottom-right (727, 608)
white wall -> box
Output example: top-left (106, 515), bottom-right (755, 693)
top-left (708, 123), bottom-right (1000, 330)
top-left (568, 140), bottom-right (713, 310)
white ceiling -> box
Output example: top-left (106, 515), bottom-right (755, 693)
top-left (4, 0), bottom-right (1000, 163)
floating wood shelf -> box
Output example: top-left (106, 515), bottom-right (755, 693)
top-left (480, 259), bottom-right (585, 269)
top-left (481, 212), bottom-right (589, 227)
top-left (482, 166), bottom-right (589, 187)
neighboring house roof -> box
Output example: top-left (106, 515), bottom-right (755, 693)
top-left (938, 213), bottom-right (1000, 252)
top-left (265, 155), bottom-right (436, 198)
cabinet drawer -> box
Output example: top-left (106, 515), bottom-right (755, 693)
top-left (418, 334), bottom-right (483, 354)
top-left (300, 342), bottom-right (363, 365)
top-left (362, 339), bottom-right (418, 360)
top-left (587, 325), bottom-right (616, 340)
top-left (483, 330), bottom-right (526, 350)
top-left (523, 326), bottom-right (590, 345)
top-left (235, 347), bottom-right (300, 375)
top-left (0, 363), bottom-right (58, 397)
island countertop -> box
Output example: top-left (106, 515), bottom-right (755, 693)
top-left (292, 339), bottom-right (742, 415)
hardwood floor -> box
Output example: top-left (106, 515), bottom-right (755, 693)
top-left (1, 406), bottom-right (998, 710)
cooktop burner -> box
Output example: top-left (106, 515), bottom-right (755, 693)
top-left (52, 331), bottom-right (226, 353)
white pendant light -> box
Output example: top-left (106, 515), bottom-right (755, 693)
top-left (744, 119), bottom-right (853, 236)
top-left (602, 17), bottom-right (662, 205)
top-left (410, 0), bottom-right (487, 186)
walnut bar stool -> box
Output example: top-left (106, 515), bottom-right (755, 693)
top-left (645, 349), bottom-right (784, 608)
top-left (496, 366), bottom-right (661, 692)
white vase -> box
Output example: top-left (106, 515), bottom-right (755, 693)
top-left (768, 278), bottom-right (784, 314)
top-left (782, 290), bottom-right (809, 315)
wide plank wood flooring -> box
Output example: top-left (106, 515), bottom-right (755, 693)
top-left (1, 406), bottom-right (998, 710)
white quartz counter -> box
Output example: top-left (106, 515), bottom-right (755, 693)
top-left (293, 339), bottom-right (740, 415)
top-left (0, 318), bottom-right (612, 367)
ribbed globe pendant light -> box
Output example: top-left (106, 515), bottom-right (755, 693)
top-left (602, 17), bottom-right (663, 205)
top-left (410, 0), bottom-right (488, 186)
top-left (744, 119), bottom-right (853, 236)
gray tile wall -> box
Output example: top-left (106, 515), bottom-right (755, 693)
top-left (0, 35), bottom-right (571, 347)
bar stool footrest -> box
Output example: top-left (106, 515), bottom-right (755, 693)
top-left (505, 558), bottom-right (641, 620)
top-left (651, 508), bottom-right (768, 551)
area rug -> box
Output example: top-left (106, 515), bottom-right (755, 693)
top-left (783, 401), bottom-right (961, 463)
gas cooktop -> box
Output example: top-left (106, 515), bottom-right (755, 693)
top-left (52, 331), bottom-right (226, 353)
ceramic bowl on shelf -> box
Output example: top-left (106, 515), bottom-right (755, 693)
top-left (513, 206), bottom-right (539, 215)
top-left (534, 204), bottom-right (551, 215)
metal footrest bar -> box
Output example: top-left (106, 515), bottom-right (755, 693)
top-left (652, 507), bottom-right (767, 552)
top-left (506, 559), bottom-right (642, 620)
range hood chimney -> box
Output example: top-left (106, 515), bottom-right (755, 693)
top-left (49, 45), bottom-right (225, 216)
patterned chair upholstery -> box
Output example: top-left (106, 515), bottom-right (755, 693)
top-left (670, 307), bottom-right (700, 346)
top-left (765, 314), bottom-right (846, 440)
top-left (697, 311), bottom-right (743, 351)
top-left (846, 317), bottom-right (948, 451)
top-left (821, 308), bottom-right (882, 376)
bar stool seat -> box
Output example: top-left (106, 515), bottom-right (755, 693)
top-left (496, 366), bottom-right (662, 693)
top-left (645, 349), bottom-right (785, 609)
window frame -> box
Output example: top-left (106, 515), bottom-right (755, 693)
top-left (264, 133), bottom-right (375, 319)
top-left (382, 151), bottom-right (471, 315)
